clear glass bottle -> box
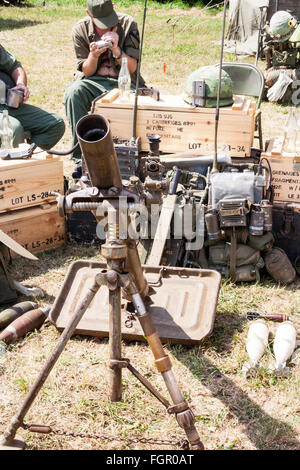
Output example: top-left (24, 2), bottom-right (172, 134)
top-left (118, 57), bottom-right (131, 103)
top-left (0, 80), bottom-right (6, 105)
top-left (0, 110), bottom-right (13, 151)
top-left (283, 107), bottom-right (299, 155)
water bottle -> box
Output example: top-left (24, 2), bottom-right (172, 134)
top-left (0, 80), bottom-right (6, 105)
top-left (0, 109), bottom-right (13, 150)
top-left (118, 57), bottom-right (131, 103)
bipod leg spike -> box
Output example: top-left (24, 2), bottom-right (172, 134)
top-left (0, 272), bottom-right (105, 449)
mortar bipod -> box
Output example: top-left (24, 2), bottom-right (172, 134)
top-left (0, 112), bottom-right (204, 450)
top-left (0, 231), bottom-right (204, 452)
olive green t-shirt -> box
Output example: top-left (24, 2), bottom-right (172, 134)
top-left (72, 14), bottom-right (145, 87)
top-left (0, 44), bottom-right (22, 75)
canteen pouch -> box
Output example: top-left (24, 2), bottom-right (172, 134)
top-left (263, 246), bottom-right (296, 285)
top-left (0, 245), bottom-right (17, 305)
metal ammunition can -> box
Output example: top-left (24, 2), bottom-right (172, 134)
top-left (205, 210), bottom-right (221, 240)
top-left (260, 200), bottom-right (273, 232)
top-left (6, 89), bottom-right (24, 108)
top-left (249, 207), bottom-right (264, 236)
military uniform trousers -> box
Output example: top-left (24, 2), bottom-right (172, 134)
top-left (63, 76), bottom-right (121, 162)
top-left (0, 103), bottom-right (65, 150)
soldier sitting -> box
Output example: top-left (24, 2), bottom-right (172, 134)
top-left (263, 10), bottom-right (298, 70)
top-left (0, 44), bottom-right (65, 150)
top-left (63, 0), bottom-right (146, 167)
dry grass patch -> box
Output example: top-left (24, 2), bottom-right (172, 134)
top-left (0, 3), bottom-right (299, 451)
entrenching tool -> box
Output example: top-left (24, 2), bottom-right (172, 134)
top-left (0, 114), bottom-right (221, 451)
top-left (146, 167), bottom-right (181, 266)
top-left (0, 230), bottom-right (41, 305)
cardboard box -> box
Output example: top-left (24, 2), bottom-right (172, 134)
top-left (262, 138), bottom-right (300, 203)
top-left (0, 148), bottom-right (64, 213)
top-left (0, 203), bottom-right (66, 255)
top-left (94, 94), bottom-right (256, 158)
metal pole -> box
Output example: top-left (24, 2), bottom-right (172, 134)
top-left (213, 0), bottom-right (228, 173)
top-left (255, 9), bottom-right (264, 67)
top-left (132, 0), bottom-right (148, 140)
top-left (108, 274), bottom-right (123, 402)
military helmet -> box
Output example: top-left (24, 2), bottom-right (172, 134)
top-left (184, 65), bottom-right (233, 108)
top-left (269, 10), bottom-right (297, 42)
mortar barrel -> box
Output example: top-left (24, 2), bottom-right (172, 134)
top-left (76, 114), bottom-right (122, 189)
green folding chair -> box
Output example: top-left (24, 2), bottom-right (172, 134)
top-left (215, 62), bottom-right (265, 150)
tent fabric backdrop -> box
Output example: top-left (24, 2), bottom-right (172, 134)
top-left (225, 0), bottom-right (300, 56)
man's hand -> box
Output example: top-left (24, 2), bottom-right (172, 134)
top-left (89, 41), bottom-right (107, 58)
top-left (12, 83), bottom-right (30, 102)
top-left (102, 26), bottom-right (119, 57)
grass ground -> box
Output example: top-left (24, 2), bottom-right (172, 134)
top-left (0, 1), bottom-right (299, 451)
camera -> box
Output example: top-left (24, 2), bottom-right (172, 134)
top-left (96, 40), bottom-right (113, 49)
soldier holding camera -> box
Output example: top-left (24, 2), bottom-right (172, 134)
top-left (63, 0), bottom-right (145, 164)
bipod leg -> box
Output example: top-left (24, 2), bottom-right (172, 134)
top-left (0, 272), bottom-right (105, 449)
top-left (106, 270), bottom-right (123, 402)
top-left (121, 274), bottom-right (204, 450)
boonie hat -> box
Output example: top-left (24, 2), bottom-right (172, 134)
top-left (87, 0), bottom-right (118, 29)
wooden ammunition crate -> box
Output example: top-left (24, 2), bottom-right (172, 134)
top-left (262, 138), bottom-right (300, 203)
top-left (94, 94), bottom-right (256, 157)
top-left (0, 203), bottom-right (66, 255)
top-left (0, 148), bottom-right (64, 213)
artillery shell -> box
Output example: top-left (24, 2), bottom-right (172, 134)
top-left (246, 320), bottom-right (269, 367)
top-left (0, 301), bottom-right (38, 330)
top-left (273, 321), bottom-right (297, 370)
top-left (0, 307), bottom-right (50, 344)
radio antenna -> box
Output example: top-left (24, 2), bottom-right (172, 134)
top-left (212, 0), bottom-right (228, 173)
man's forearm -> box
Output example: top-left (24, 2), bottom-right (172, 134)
top-left (82, 53), bottom-right (99, 77)
top-left (11, 67), bottom-right (27, 86)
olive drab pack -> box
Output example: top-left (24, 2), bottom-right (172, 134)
top-left (183, 65), bottom-right (234, 108)
top-left (272, 48), bottom-right (299, 68)
top-left (269, 10), bottom-right (297, 42)
top-left (208, 243), bottom-right (264, 283)
top-left (0, 244), bottom-right (17, 305)
top-left (204, 165), bottom-right (284, 283)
